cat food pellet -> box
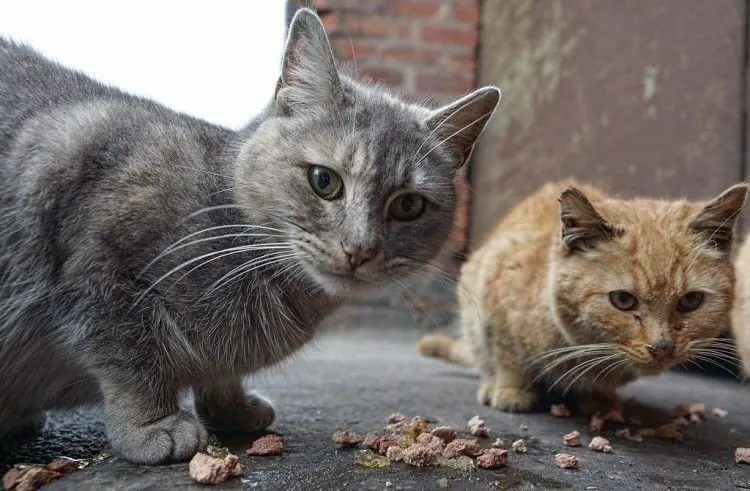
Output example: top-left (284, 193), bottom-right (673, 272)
top-left (403, 443), bottom-right (435, 467)
top-left (388, 413), bottom-right (407, 424)
top-left (386, 445), bottom-right (404, 462)
top-left (363, 432), bottom-right (382, 450)
top-left (189, 452), bottom-right (244, 485)
top-left (588, 436), bottom-right (613, 453)
top-left (467, 415), bottom-right (490, 437)
top-left (417, 432), bottom-right (447, 452)
top-left (713, 407), bottom-right (728, 418)
top-left (555, 453), bottom-right (579, 469)
top-left (476, 448), bottom-right (509, 469)
top-left (491, 438), bottom-right (506, 449)
top-left (442, 438), bottom-right (483, 458)
top-left (431, 426), bottom-right (457, 443)
top-left (563, 430), bottom-right (581, 447)
top-left (246, 435), bottom-right (284, 456)
top-left (385, 481), bottom-right (393, 488)
top-left (736, 447), bottom-right (750, 464)
top-left (550, 403), bottom-right (571, 418)
top-left (332, 429), bottom-right (364, 446)
top-left (512, 439), bottom-right (528, 453)
top-left (377, 436), bottom-right (403, 456)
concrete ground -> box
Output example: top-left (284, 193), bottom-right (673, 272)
top-left (2, 305), bottom-right (750, 490)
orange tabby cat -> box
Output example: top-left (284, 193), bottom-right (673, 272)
top-left (419, 180), bottom-right (748, 413)
top-left (730, 234), bottom-right (750, 378)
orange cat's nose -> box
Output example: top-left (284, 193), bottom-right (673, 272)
top-left (648, 339), bottom-right (675, 362)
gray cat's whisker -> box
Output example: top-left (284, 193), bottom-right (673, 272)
top-left (411, 94), bottom-right (484, 163)
top-left (185, 204), bottom-right (253, 220)
top-left (532, 349), bottom-right (614, 382)
top-left (559, 354), bottom-right (622, 393)
top-left (204, 252), bottom-right (299, 297)
top-left (691, 348), bottom-right (740, 363)
top-left (414, 111), bottom-right (492, 168)
top-left (689, 354), bottom-right (739, 378)
top-left (591, 356), bottom-right (631, 386)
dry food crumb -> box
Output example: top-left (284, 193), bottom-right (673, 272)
top-left (388, 413), bottom-right (407, 424)
top-left (712, 407), bottom-right (728, 418)
top-left (431, 426), bottom-right (457, 443)
top-left (363, 432), bottom-right (382, 450)
top-left (377, 436), bottom-right (402, 455)
top-left (563, 431), bottom-right (581, 447)
top-left (467, 415), bottom-right (484, 428)
top-left (467, 415), bottom-right (490, 438)
top-left (477, 448), bottom-right (509, 469)
top-left (555, 453), bottom-right (578, 469)
top-left (434, 455), bottom-right (475, 472)
top-left (403, 444), bottom-right (435, 467)
top-left (491, 438), bottom-right (505, 449)
top-left (332, 430), bottom-right (364, 446)
top-left (386, 446), bottom-right (404, 462)
top-left (442, 439), bottom-right (482, 458)
top-left (511, 439), bottom-right (528, 453)
top-left (45, 458), bottom-right (80, 474)
top-left (588, 436), bottom-right (613, 453)
top-left (736, 448), bottom-right (750, 464)
top-left (189, 452), bottom-right (244, 485)
top-left (385, 481), bottom-right (393, 488)
top-left (246, 435), bottom-right (284, 456)
top-left (437, 477), bottom-right (450, 488)
top-left (417, 433), bottom-right (447, 453)
top-left (550, 403), bottom-right (571, 418)
top-left (355, 449), bottom-right (390, 468)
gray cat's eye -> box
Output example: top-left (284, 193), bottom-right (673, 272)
top-left (389, 193), bottom-right (425, 221)
top-left (676, 291), bottom-right (704, 313)
top-left (609, 290), bottom-right (638, 311)
top-left (308, 165), bottom-right (343, 200)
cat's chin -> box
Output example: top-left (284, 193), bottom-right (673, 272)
top-left (309, 270), bottom-right (376, 298)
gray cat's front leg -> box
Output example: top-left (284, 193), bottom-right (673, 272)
top-left (100, 378), bottom-right (207, 464)
top-left (194, 380), bottom-right (275, 433)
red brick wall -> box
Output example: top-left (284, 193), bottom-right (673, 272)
top-left (288, 0), bottom-right (480, 272)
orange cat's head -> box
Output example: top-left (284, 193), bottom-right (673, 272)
top-left (552, 183), bottom-right (748, 376)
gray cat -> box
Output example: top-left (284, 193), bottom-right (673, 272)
top-left (0, 8), bottom-right (500, 464)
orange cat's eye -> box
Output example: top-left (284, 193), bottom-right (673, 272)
top-left (676, 291), bottom-right (704, 313)
top-left (609, 290), bottom-right (638, 311)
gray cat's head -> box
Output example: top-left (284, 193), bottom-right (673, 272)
top-left (234, 8), bottom-right (500, 297)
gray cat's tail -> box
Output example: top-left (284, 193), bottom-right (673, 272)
top-left (417, 334), bottom-right (473, 367)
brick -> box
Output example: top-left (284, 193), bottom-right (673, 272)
top-left (321, 12), bottom-right (340, 32)
top-left (452, 4), bottom-right (479, 23)
top-left (381, 47), bottom-right (441, 63)
top-left (420, 24), bottom-right (477, 46)
top-left (393, 22), bottom-right (412, 38)
top-left (360, 17), bottom-right (391, 37)
top-left (416, 71), bottom-right (475, 94)
top-left (361, 67), bottom-right (404, 86)
top-left (387, 0), bottom-right (441, 19)
top-left (444, 53), bottom-right (476, 71)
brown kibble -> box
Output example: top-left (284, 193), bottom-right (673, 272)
top-left (332, 430), bottom-right (364, 446)
top-left (588, 436), bottom-right (613, 453)
top-left (491, 438), bottom-right (505, 449)
top-left (563, 431), bottom-right (581, 447)
top-left (555, 453), bottom-right (578, 469)
top-left (246, 435), bottom-right (284, 456)
top-left (189, 452), bottom-right (244, 485)
top-left (45, 458), bottom-right (80, 474)
top-left (388, 412), bottom-right (408, 424)
top-left (550, 403), bottom-right (571, 418)
top-left (511, 439), bottom-right (527, 453)
top-left (417, 432), bottom-right (446, 453)
top-left (442, 438), bottom-right (482, 458)
top-left (477, 448), bottom-right (509, 469)
top-left (712, 407), bottom-right (728, 418)
top-left (431, 426), bottom-right (457, 443)
top-left (735, 447), bottom-right (750, 464)
top-left (386, 445), bottom-right (404, 462)
top-left (363, 432), bottom-right (382, 450)
top-left (403, 443), bottom-right (435, 467)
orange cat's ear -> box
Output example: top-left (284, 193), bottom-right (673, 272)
top-left (558, 188), bottom-right (620, 252)
top-left (690, 182), bottom-right (749, 253)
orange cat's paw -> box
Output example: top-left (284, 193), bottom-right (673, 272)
top-left (479, 383), bottom-right (537, 412)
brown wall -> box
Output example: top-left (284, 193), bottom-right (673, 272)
top-left (472, 0), bottom-right (746, 244)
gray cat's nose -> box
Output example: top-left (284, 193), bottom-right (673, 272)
top-left (342, 244), bottom-right (376, 270)
top-left (648, 339), bottom-right (675, 362)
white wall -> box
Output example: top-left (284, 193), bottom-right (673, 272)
top-left (0, 0), bottom-right (287, 129)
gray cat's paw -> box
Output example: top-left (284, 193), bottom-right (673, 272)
top-left (198, 393), bottom-right (275, 433)
top-left (108, 410), bottom-right (207, 464)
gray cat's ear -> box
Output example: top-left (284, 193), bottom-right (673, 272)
top-left (558, 187), bottom-right (620, 252)
top-left (423, 86), bottom-right (501, 169)
top-left (275, 8), bottom-right (342, 115)
top-left (690, 182), bottom-right (749, 253)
